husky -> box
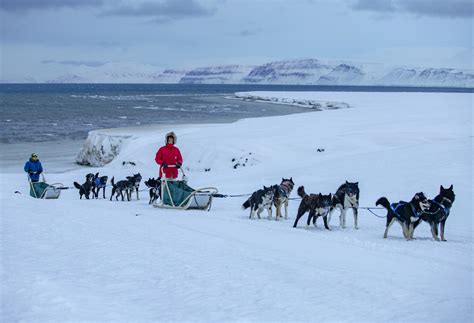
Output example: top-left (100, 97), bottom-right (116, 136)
top-left (73, 173), bottom-right (95, 199)
top-left (413, 185), bottom-right (455, 241)
top-left (376, 192), bottom-right (431, 240)
top-left (328, 181), bottom-right (360, 229)
top-left (145, 177), bottom-right (161, 204)
top-left (271, 177), bottom-right (295, 221)
top-left (92, 173), bottom-right (108, 199)
top-left (293, 186), bottom-right (332, 230)
top-left (126, 173), bottom-right (142, 200)
top-left (110, 177), bottom-right (134, 201)
top-left (242, 186), bottom-right (275, 219)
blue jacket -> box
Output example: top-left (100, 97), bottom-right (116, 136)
top-left (24, 159), bottom-right (43, 182)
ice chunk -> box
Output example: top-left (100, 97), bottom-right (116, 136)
top-left (76, 131), bottom-right (131, 167)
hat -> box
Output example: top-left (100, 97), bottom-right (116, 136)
top-left (31, 153), bottom-right (38, 158)
top-left (165, 131), bottom-right (177, 144)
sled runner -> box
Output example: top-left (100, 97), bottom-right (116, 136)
top-left (153, 165), bottom-right (218, 211)
top-left (28, 174), bottom-right (65, 199)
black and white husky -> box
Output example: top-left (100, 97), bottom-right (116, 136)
top-left (376, 192), bottom-right (431, 240)
top-left (110, 177), bottom-right (133, 201)
top-left (144, 177), bottom-right (161, 205)
top-left (242, 186), bottom-right (275, 219)
top-left (328, 181), bottom-right (360, 229)
top-left (271, 177), bottom-right (295, 221)
top-left (126, 173), bottom-right (142, 200)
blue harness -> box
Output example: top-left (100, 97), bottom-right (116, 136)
top-left (95, 177), bottom-right (105, 188)
top-left (430, 199), bottom-right (451, 220)
top-left (390, 201), bottom-right (420, 220)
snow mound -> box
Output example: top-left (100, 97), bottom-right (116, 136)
top-left (234, 92), bottom-right (350, 110)
top-left (75, 131), bottom-right (132, 167)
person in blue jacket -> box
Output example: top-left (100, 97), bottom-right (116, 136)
top-left (24, 153), bottom-right (43, 182)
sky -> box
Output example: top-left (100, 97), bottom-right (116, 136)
top-left (0, 0), bottom-right (472, 81)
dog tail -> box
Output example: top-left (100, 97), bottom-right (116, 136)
top-left (73, 182), bottom-right (82, 190)
top-left (297, 186), bottom-right (307, 199)
top-left (376, 197), bottom-right (391, 210)
top-left (242, 198), bottom-right (251, 210)
top-left (111, 177), bottom-right (115, 187)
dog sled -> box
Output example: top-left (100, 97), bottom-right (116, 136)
top-left (28, 174), bottom-right (65, 199)
top-left (153, 165), bottom-right (218, 211)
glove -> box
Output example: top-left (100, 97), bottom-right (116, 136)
top-left (162, 162), bottom-right (168, 169)
top-left (176, 162), bottom-right (182, 169)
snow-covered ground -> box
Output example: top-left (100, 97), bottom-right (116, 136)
top-left (1, 91), bottom-right (472, 322)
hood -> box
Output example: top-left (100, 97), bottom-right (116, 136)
top-left (165, 131), bottom-right (177, 144)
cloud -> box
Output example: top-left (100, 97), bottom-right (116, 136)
top-left (103, 0), bottom-right (215, 22)
top-left (351, 0), bottom-right (395, 12)
top-left (350, 0), bottom-right (474, 18)
top-left (0, 0), bottom-right (104, 12)
top-left (42, 59), bottom-right (107, 67)
top-left (239, 28), bottom-right (262, 37)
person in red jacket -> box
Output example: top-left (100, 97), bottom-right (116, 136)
top-left (155, 131), bottom-right (183, 179)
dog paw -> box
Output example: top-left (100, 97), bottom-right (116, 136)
top-left (441, 239), bottom-right (447, 242)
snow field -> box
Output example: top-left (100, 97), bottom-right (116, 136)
top-left (1, 91), bottom-right (472, 322)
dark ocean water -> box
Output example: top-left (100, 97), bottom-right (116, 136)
top-left (1, 84), bottom-right (472, 144)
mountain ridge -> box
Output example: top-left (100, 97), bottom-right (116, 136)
top-left (4, 58), bottom-right (474, 87)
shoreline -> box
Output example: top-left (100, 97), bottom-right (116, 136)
top-left (0, 94), bottom-right (325, 171)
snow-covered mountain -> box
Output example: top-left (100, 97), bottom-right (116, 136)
top-left (243, 59), bottom-right (473, 87)
top-left (242, 59), bottom-right (333, 84)
top-left (180, 65), bottom-right (254, 84)
top-left (151, 69), bottom-right (188, 84)
top-left (39, 59), bottom-right (474, 87)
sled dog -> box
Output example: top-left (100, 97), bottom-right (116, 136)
top-left (328, 181), bottom-right (360, 229)
top-left (376, 192), bottom-right (430, 240)
top-left (145, 177), bottom-right (161, 204)
top-left (242, 186), bottom-right (275, 219)
top-left (293, 186), bottom-right (332, 230)
top-left (73, 173), bottom-right (95, 199)
top-left (271, 177), bottom-right (294, 221)
top-left (126, 173), bottom-right (142, 200)
top-left (413, 185), bottom-right (455, 241)
top-left (93, 173), bottom-right (108, 199)
top-left (110, 177), bottom-right (134, 201)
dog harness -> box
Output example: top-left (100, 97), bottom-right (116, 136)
top-left (390, 201), bottom-right (420, 220)
top-left (95, 178), bottom-right (105, 188)
top-left (279, 181), bottom-right (293, 197)
top-left (429, 199), bottom-right (451, 221)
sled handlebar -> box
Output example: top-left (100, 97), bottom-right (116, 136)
top-left (160, 164), bottom-right (186, 176)
top-left (27, 173), bottom-right (46, 182)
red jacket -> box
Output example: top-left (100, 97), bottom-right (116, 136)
top-left (155, 144), bottom-right (183, 178)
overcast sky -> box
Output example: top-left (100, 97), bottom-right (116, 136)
top-left (1, 0), bottom-right (472, 81)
